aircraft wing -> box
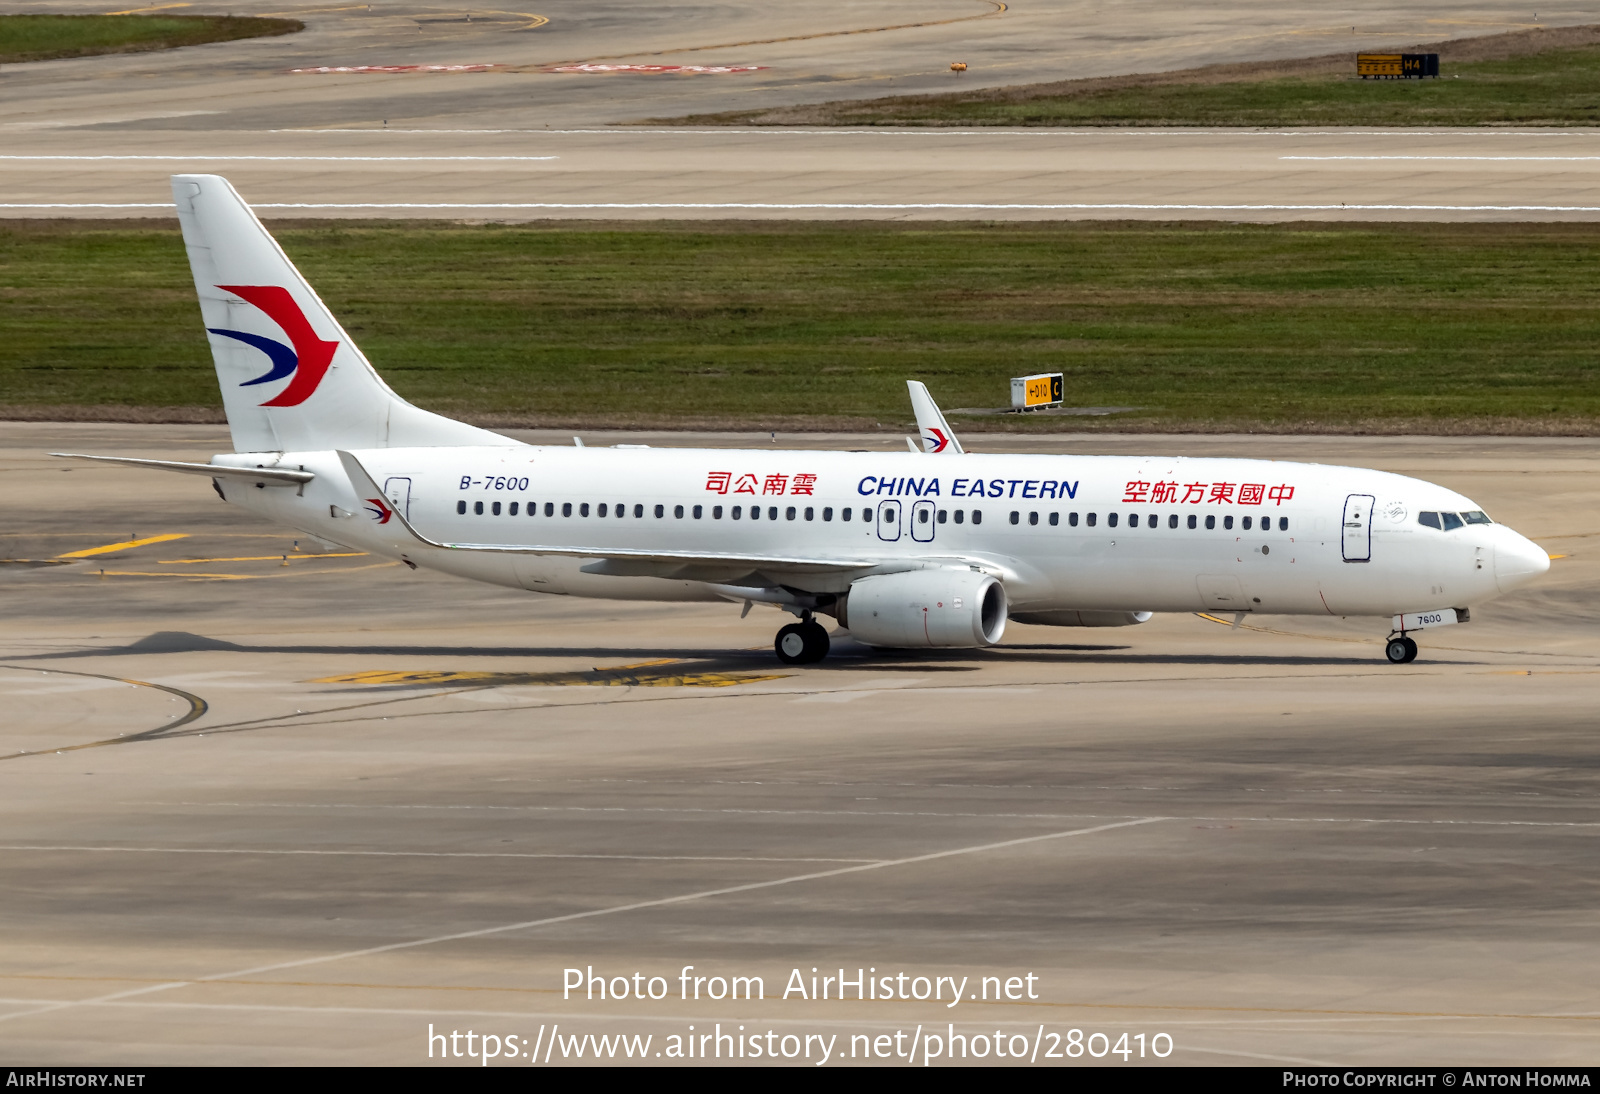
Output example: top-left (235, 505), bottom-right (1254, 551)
top-left (336, 451), bottom-right (882, 577)
top-left (907, 381), bottom-right (964, 454)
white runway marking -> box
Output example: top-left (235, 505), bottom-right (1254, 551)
top-left (131, 801), bottom-right (1600, 827)
top-left (0, 155), bottom-right (557, 162)
top-left (0, 844), bottom-right (874, 863)
top-left (0, 817), bottom-right (1163, 1024)
top-left (1283, 155), bottom-right (1600, 162)
top-left (11, 202), bottom-right (1600, 213)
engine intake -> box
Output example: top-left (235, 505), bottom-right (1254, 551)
top-left (842, 569), bottom-right (1007, 648)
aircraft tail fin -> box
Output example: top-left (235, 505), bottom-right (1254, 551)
top-left (907, 380), bottom-right (964, 454)
top-left (171, 174), bottom-right (512, 453)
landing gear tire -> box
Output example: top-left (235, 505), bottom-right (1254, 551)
top-left (776, 620), bottom-right (830, 665)
top-left (1385, 636), bottom-right (1418, 664)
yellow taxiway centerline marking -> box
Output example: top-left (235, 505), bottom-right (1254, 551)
top-left (105, 2), bottom-right (190, 11)
top-left (56, 533), bottom-right (188, 559)
top-left (158, 553), bottom-right (367, 564)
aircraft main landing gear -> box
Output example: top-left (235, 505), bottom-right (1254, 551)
top-left (1385, 635), bottom-right (1419, 664)
top-left (775, 618), bottom-right (830, 665)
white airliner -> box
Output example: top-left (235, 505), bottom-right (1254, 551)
top-left (57, 175), bottom-right (1550, 666)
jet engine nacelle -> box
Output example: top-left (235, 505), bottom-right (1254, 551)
top-left (842, 569), bottom-right (1007, 648)
top-left (1009, 610), bottom-right (1153, 628)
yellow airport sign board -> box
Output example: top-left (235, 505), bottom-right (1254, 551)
top-left (1011, 373), bottom-right (1064, 410)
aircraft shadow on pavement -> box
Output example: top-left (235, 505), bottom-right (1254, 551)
top-left (4, 630), bottom-right (1421, 673)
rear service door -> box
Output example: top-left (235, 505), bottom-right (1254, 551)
top-left (876, 499), bottom-right (902, 542)
top-left (910, 499), bottom-right (936, 542)
top-left (1343, 493), bottom-right (1374, 562)
top-left (382, 477), bottom-right (413, 521)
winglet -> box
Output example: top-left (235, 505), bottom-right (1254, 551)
top-left (335, 449), bottom-right (448, 550)
top-left (907, 381), bottom-right (964, 454)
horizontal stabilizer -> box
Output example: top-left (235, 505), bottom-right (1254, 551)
top-left (52, 452), bottom-right (313, 486)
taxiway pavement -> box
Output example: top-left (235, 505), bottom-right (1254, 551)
top-left (0, 423), bottom-right (1595, 1065)
top-left (4, 2), bottom-right (1599, 221)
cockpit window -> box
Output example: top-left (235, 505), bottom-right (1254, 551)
top-left (1418, 512), bottom-right (1442, 530)
top-left (1441, 512), bottom-right (1464, 531)
top-left (1462, 510), bottom-right (1492, 525)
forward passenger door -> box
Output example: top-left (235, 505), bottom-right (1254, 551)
top-left (1342, 494), bottom-right (1375, 562)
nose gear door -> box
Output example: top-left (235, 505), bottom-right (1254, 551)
top-left (910, 499), bottom-right (935, 542)
top-left (1342, 493), bottom-right (1374, 562)
top-left (876, 499), bottom-right (902, 542)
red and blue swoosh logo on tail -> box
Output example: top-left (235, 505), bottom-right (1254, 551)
top-left (206, 285), bottom-right (338, 407)
top-left (923, 427), bottom-right (952, 453)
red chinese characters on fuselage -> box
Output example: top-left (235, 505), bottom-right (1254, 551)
top-left (1123, 480), bottom-right (1295, 506)
top-left (706, 471), bottom-right (817, 497)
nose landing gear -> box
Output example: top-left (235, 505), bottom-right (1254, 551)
top-left (1385, 635), bottom-right (1419, 664)
top-left (775, 616), bottom-right (831, 665)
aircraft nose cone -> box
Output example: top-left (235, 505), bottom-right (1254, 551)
top-left (1495, 533), bottom-right (1551, 593)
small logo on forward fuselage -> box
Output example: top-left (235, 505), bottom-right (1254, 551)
top-left (207, 285), bottom-right (338, 407)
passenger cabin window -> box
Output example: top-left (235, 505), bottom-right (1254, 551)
top-left (1242, 516), bottom-right (1251, 531)
top-left (1049, 512), bottom-right (1059, 526)
top-left (492, 501), bottom-right (502, 516)
top-left (823, 507), bottom-right (833, 521)
top-left (768, 507), bottom-right (778, 520)
top-left (805, 507), bottom-right (814, 521)
top-left (953, 510), bottom-right (964, 524)
top-left (751, 506), bottom-right (761, 521)
top-left (693, 505), bottom-right (703, 519)
top-left (917, 508), bottom-right (928, 524)
top-left (579, 503), bottom-right (589, 517)
top-left (633, 504), bottom-right (644, 518)
top-left (732, 505), bottom-right (742, 519)
top-left (529, 503), bottom-right (538, 517)
top-left (786, 506), bottom-right (796, 521)
top-left (1009, 511), bottom-right (1020, 525)
top-left (713, 505), bottom-right (723, 519)
top-left (842, 507), bottom-right (851, 521)
top-left (675, 504), bottom-right (685, 518)
top-left (1441, 512), bottom-right (1464, 531)
top-left (1278, 517), bottom-right (1289, 531)
top-left (457, 500), bottom-right (466, 515)
top-left (1149, 513), bottom-right (1157, 528)
top-left (936, 509), bottom-right (946, 524)
top-left (972, 510), bottom-right (983, 525)
top-left (474, 501), bottom-right (484, 515)
top-left (1069, 512), bottom-right (1079, 527)
top-left (1205, 515), bottom-right (1215, 530)
top-left (1418, 512), bottom-right (1442, 529)
top-left (1086, 513), bottom-right (1096, 527)
top-left (1108, 512), bottom-right (1119, 528)
top-left (1128, 513), bottom-right (1138, 528)
top-left (509, 502), bottom-right (519, 516)
top-left (1223, 515), bottom-right (1233, 530)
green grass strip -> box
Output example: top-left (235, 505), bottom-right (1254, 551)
top-left (0, 14), bottom-right (300, 64)
top-left (3, 219), bottom-right (1599, 434)
top-left (667, 25), bottom-right (1600, 129)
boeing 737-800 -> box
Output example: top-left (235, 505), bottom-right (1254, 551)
top-left (56, 175), bottom-right (1550, 666)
